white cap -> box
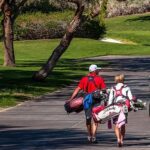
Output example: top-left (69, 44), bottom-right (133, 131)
top-left (89, 64), bottom-right (101, 72)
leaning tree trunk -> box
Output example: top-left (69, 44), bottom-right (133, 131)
top-left (33, 0), bottom-right (84, 81)
top-left (0, 0), bottom-right (5, 8)
top-left (2, 2), bottom-right (15, 66)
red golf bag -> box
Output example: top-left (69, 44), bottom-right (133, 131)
top-left (64, 97), bottom-right (84, 113)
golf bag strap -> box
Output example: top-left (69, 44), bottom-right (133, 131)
top-left (112, 85), bottom-right (128, 103)
top-left (86, 76), bottom-right (98, 93)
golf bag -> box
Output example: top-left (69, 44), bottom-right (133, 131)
top-left (92, 98), bottom-right (147, 124)
top-left (64, 97), bottom-right (84, 113)
top-left (92, 103), bottom-right (123, 124)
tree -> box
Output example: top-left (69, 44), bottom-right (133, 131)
top-left (33, 0), bottom-right (104, 81)
top-left (0, 0), bottom-right (28, 66)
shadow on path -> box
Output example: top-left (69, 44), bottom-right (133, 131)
top-left (91, 57), bottom-right (150, 72)
top-left (0, 56), bottom-right (150, 150)
top-left (0, 128), bottom-right (149, 150)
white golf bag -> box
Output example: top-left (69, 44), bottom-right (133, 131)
top-left (92, 103), bottom-right (127, 124)
top-left (92, 98), bottom-right (146, 124)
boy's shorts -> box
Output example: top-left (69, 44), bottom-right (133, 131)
top-left (113, 113), bottom-right (128, 124)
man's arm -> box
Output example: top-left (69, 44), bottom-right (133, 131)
top-left (69, 86), bottom-right (81, 101)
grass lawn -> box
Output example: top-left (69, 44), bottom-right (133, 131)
top-left (0, 13), bottom-right (150, 107)
top-left (105, 12), bottom-right (150, 46)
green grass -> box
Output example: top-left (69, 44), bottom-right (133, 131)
top-left (0, 55), bottom-right (107, 107)
top-left (105, 13), bottom-right (150, 45)
top-left (0, 13), bottom-right (150, 107)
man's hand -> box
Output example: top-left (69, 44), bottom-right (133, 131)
top-left (65, 99), bottom-right (71, 103)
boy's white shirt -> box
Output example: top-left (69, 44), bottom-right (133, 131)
top-left (108, 83), bottom-right (133, 105)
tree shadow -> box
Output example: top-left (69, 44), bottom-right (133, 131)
top-left (143, 44), bottom-right (150, 46)
top-left (125, 15), bottom-right (150, 22)
top-left (0, 57), bottom-right (149, 103)
top-left (125, 133), bottom-right (150, 147)
top-left (97, 57), bottom-right (150, 72)
top-left (0, 127), bottom-right (149, 149)
top-left (0, 58), bottom-right (107, 102)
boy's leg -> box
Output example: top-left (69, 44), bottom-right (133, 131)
top-left (91, 121), bottom-right (98, 143)
top-left (121, 125), bottom-right (125, 144)
top-left (114, 125), bottom-right (122, 147)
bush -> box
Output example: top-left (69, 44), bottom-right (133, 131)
top-left (76, 17), bottom-right (105, 39)
top-left (14, 21), bottom-right (66, 40)
top-left (12, 11), bottom-right (105, 40)
top-left (107, 0), bottom-right (150, 17)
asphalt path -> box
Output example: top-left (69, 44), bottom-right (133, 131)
top-left (0, 56), bottom-right (149, 150)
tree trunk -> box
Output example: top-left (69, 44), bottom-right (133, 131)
top-left (0, 0), bottom-right (5, 9)
top-left (33, 0), bottom-right (84, 81)
top-left (2, 2), bottom-right (15, 66)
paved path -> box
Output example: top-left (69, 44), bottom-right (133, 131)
top-left (0, 56), bottom-right (150, 150)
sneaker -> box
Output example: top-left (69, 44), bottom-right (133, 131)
top-left (87, 136), bottom-right (92, 143)
top-left (91, 137), bottom-right (98, 144)
top-left (117, 142), bottom-right (122, 147)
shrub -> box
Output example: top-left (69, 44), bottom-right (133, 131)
top-left (12, 11), bottom-right (105, 40)
top-left (107, 0), bottom-right (150, 17)
top-left (76, 17), bottom-right (105, 39)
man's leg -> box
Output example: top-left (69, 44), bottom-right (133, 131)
top-left (91, 121), bottom-right (98, 137)
top-left (85, 108), bottom-right (92, 142)
top-left (86, 118), bottom-right (92, 136)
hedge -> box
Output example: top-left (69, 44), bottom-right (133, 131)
top-left (0, 11), bottom-right (105, 40)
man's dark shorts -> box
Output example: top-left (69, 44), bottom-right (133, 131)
top-left (85, 106), bottom-right (92, 125)
top-left (84, 103), bottom-right (100, 125)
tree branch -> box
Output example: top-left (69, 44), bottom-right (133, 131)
top-left (0, 0), bottom-right (5, 9)
top-left (17, 0), bottom-right (28, 9)
top-left (68, 0), bottom-right (82, 5)
top-left (90, 2), bottom-right (100, 18)
top-left (33, 0), bottom-right (85, 81)
top-left (13, 0), bottom-right (28, 19)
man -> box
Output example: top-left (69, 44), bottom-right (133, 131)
top-left (69, 64), bottom-right (106, 143)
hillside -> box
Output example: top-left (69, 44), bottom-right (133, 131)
top-left (105, 13), bottom-right (150, 46)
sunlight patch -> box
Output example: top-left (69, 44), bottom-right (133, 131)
top-left (100, 38), bottom-right (137, 45)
